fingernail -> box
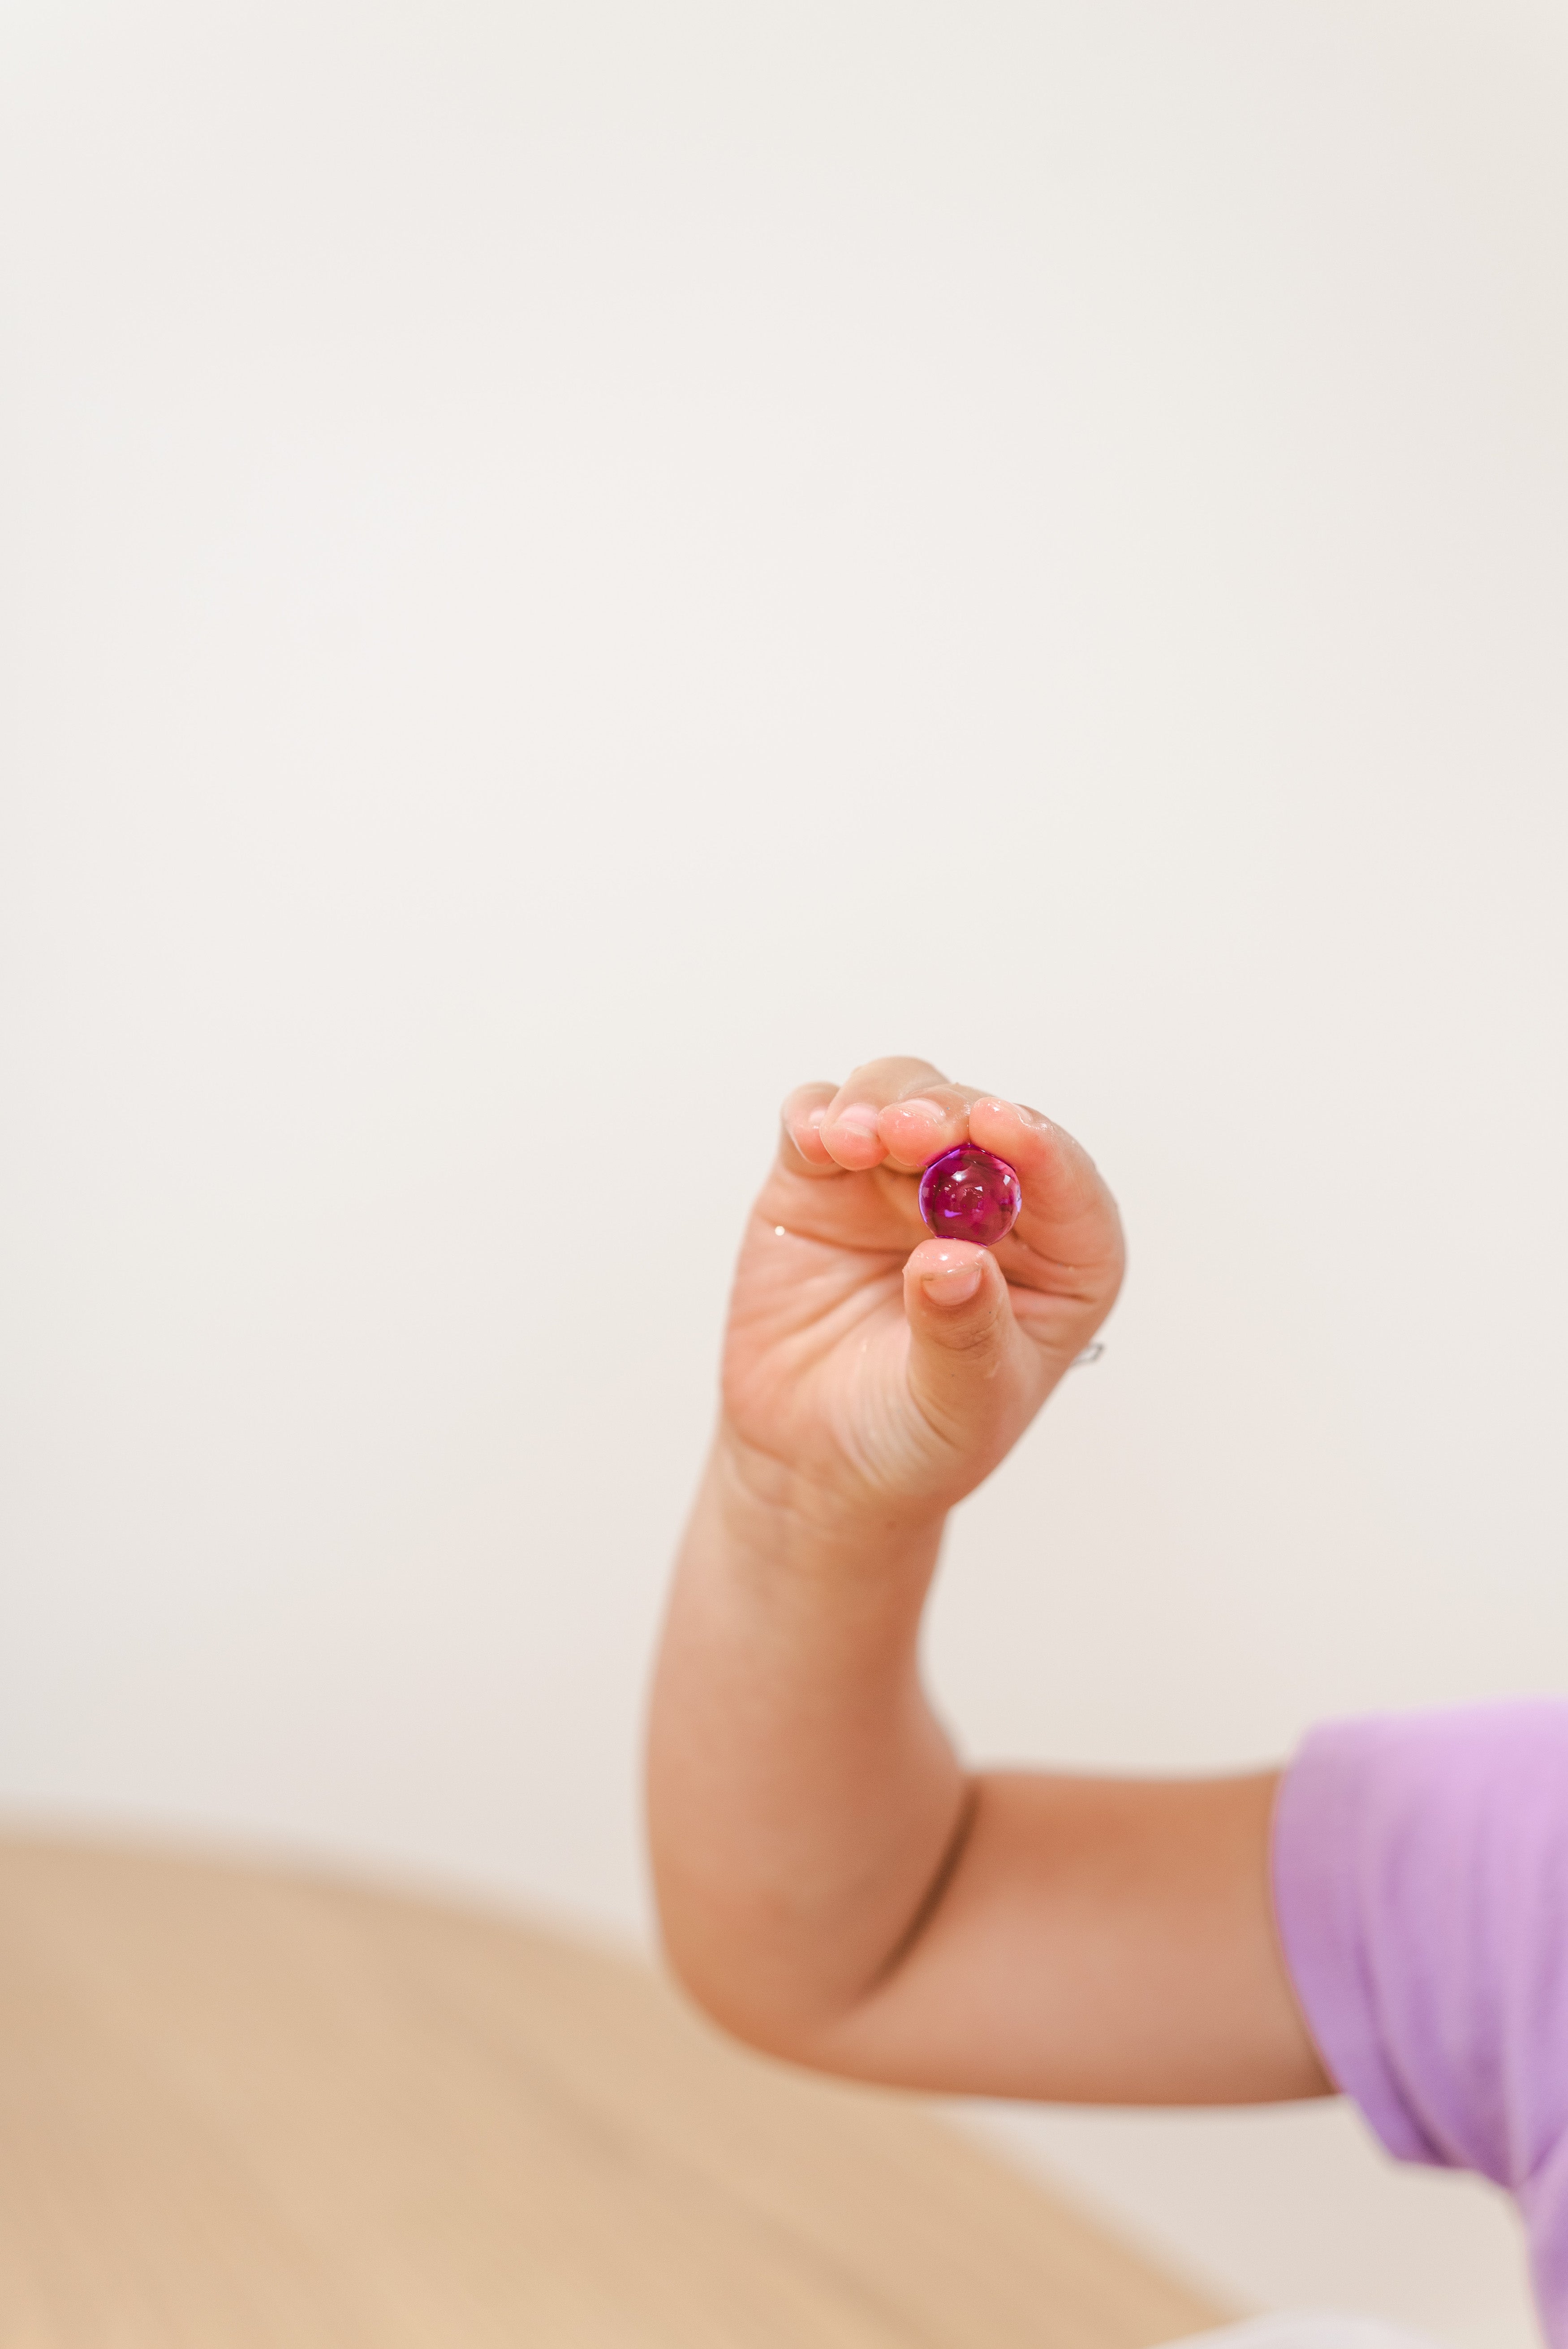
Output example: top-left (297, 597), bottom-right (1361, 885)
top-left (896, 1097), bottom-right (947, 1126)
top-left (922, 1261), bottom-right (983, 1306)
top-left (832, 1103), bottom-right (881, 1139)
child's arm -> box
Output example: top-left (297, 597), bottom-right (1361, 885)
top-left (647, 1056), bottom-right (1329, 2105)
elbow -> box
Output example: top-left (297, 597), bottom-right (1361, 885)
top-left (651, 1888), bottom-right (861, 2077)
top-left (654, 1916), bottom-right (814, 2067)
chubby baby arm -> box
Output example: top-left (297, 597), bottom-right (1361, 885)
top-left (646, 1056), bottom-right (1328, 2106)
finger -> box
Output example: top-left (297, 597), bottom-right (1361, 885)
top-left (819, 1056), bottom-right (956, 1172)
top-left (902, 1239), bottom-right (1030, 1455)
top-left (878, 1081), bottom-right (983, 1174)
top-left (778, 1082), bottom-right (840, 1176)
top-left (968, 1097), bottom-right (1125, 1306)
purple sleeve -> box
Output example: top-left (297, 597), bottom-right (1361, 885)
top-left (1272, 1702), bottom-right (1568, 2342)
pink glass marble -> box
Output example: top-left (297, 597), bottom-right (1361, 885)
top-left (917, 1146), bottom-right (1022, 1246)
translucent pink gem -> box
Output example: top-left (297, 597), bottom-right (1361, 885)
top-left (917, 1146), bottom-right (1022, 1246)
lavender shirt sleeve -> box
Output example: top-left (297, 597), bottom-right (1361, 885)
top-left (1272, 1702), bottom-right (1568, 2343)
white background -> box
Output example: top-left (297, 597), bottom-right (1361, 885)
top-left (2, 2), bottom-right (1566, 2339)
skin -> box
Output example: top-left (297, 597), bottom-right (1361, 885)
top-left (646, 1056), bottom-right (1331, 2105)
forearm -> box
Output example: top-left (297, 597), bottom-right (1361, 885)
top-left (646, 1427), bottom-right (967, 2056)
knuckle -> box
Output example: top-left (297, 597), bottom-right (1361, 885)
top-left (938, 1302), bottom-right (1006, 1359)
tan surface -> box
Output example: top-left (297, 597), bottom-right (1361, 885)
top-left (0, 1836), bottom-right (1227, 2348)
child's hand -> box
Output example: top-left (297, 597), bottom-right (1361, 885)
top-left (720, 1056), bottom-right (1125, 1530)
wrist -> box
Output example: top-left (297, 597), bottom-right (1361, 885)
top-left (706, 1422), bottom-right (946, 1586)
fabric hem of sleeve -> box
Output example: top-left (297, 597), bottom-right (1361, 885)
top-left (1270, 1724), bottom-right (1438, 2168)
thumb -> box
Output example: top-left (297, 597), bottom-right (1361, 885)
top-left (901, 1239), bottom-right (1025, 1460)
